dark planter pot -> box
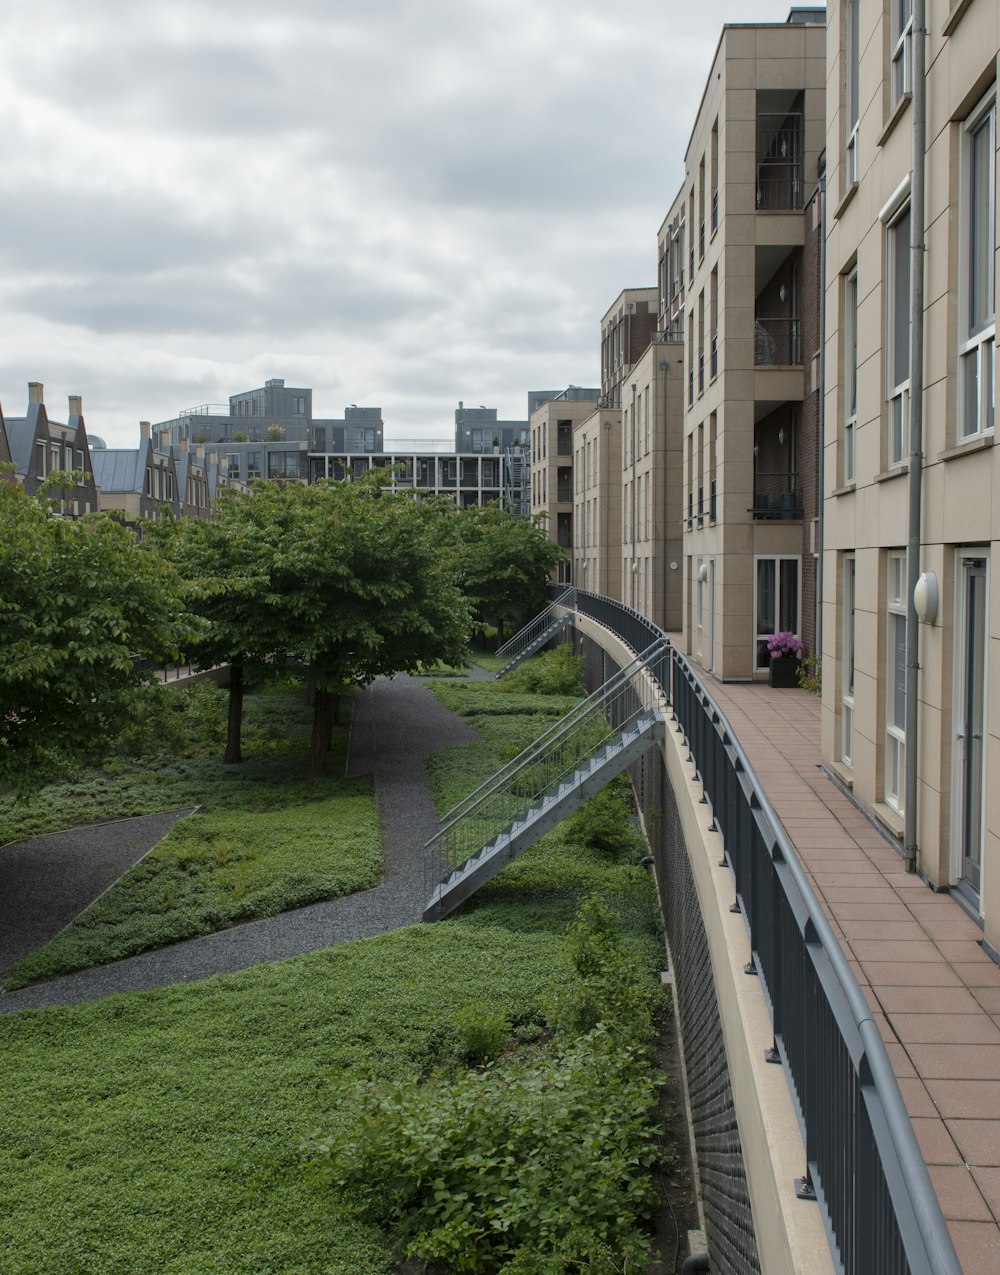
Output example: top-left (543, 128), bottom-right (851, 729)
top-left (769, 655), bottom-right (801, 688)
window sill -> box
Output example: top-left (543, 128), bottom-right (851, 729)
top-left (878, 93), bottom-right (912, 147)
top-left (874, 464), bottom-right (908, 483)
top-left (938, 432), bottom-right (994, 462)
top-left (833, 181), bottom-right (858, 221)
top-left (831, 481), bottom-right (857, 497)
top-left (943, 0), bottom-right (974, 35)
top-left (873, 802), bottom-right (905, 841)
top-left (829, 759), bottom-right (854, 790)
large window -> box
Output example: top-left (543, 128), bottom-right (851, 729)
top-left (960, 92), bottom-right (996, 439)
top-left (886, 204), bottom-right (911, 467)
top-left (844, 268), bottom-right (858, 481)
top-left (885, 550), bottom-right (907, 812)
top-left (890, 0), bottom-right (913, 109)
top-left (754, 556), bottom-right (800, 672)
top-left (846, 0), bottom-right (860, 184)
top-left (842, 555), bottom-right (856, 766)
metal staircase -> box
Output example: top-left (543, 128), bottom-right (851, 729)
top-left (423, 641), bottom-right (668, 921)
top-left (494, 587), bottom-right (575, 677)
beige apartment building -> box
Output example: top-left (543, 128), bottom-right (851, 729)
top-left (668, 12), bottom-right (827, 678)
top-left (573, 408), bottom-right (623, 600)
top-left (822, 0), bottom-right (1000, 949)
top-left (529, 389), bottom-right (600, 584)
top-left (600, 288), bottom-right (660, 409)
top-left (619, 336), bottom-right (686, 631)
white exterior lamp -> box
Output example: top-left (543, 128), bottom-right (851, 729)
top-left (914, 571), bottom-right (938, 624)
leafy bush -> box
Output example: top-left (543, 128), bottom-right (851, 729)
top-left (308, 899), bottom-right (665, 1273)
top-left (450, 1001), bottom-right (511, 1065)
top-left (499, 645), bottom-right (583, 696)
top-left (564, 775), bottom-right (645, 861)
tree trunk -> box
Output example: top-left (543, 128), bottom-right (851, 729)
top-left (310, 686), bottom-right (336, 777)
top-left (224, 664), bottom-right (244, 764)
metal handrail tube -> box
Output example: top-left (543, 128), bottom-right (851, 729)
top-left (434, 643), bottom-right (664, 839)
top-left (564, 588), bottom-right (960, 1275)
top-left (667, 644), bottom-right (961, 1275)
top-left (495, 586), bottom-right (574, 659)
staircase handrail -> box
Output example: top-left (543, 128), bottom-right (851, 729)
top-left (430, 641), bottom-right (667, 868)
top-left (494, 586), bottom-right (575, 659)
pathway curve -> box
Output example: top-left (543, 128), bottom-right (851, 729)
top-left (0, 675), bottom-right (479, 1015)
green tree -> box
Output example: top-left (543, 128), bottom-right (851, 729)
top-left (0, 479), bottom-right (192, 787)
top-left (154, 478), bottom-right (471, 775)
top-left (441, 503), bottom-right (564, 643)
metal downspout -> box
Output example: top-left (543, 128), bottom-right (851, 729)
top-left (814, 163), bottom-right (827, 666)
top-left (904, 2), bottom-right (927, 871)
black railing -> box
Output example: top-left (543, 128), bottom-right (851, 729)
top-left (557, 483), bottom-right (574, 503)
top-left (751, 471), bottom-right (801, 520)
top-left (756, 114), bottom-right (803, 210)
top-left (543, 586), bottom-right (963, 1275)
top-left (754, 317), bottom-right (801, 366)
top-left (711, 189), bottom-right (719, 231)
top-left (710, 330), bottom-right (718, 378)
top-left (698, 352), bottom-right (705, 395)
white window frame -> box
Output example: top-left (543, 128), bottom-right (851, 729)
top-left (842, 554), bottom-right (856, 767)
top-left (844, 267), bottom-right (859, 482)
top-left (885, 550), bottom-right (907, 813)
top-left (885, 202), bottom-right (911, 468)
top-left (845, 0), bottom-right (861, 185)
top-left (958, 90), bottom-right (996, 440)
top-left (753, 554), bottom-right (802, 674)
top-left (890, 0), bottom-right (913, 110)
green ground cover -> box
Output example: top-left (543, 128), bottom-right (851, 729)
top-left (0, 663), bottom-right (669, 1273)
top-left (3, 684), bottom-right (379, 989)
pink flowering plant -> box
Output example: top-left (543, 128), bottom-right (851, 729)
top-left (766, 631), bottom-right (804, 660)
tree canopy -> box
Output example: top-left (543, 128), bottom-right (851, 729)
top-left (0, 479), bottom-right (192, 787)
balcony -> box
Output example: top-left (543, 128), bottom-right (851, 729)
top-left (756, 110), bottom-right (803, 211)
top-left (750, 471), bottom-right (801, 520)
top-left (754, 317), bottom-right (801, 366)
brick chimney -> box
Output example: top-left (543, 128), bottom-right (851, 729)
top-left (68, 394), bottom-right (82, 416)
top-left (28, 382), bottom-right (44, 405)
top-left (139, 421), bottom-right (151, 440)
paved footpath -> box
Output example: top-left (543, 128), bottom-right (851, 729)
top-left (0, 675), bottom-right (479, 1015)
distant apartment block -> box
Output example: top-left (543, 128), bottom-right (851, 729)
top-left (3, 383), bottom-right (99, 515)
top-left (600, 288), bottom-right (659, 409)
top-left (670, 12), bottom-right (826, 678)
top-left (529, 387), bottom-right (601, 583)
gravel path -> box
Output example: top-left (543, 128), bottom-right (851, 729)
top-left (0, 809), bottom-right (196, 978)
top-left (0, 675), bottom-right (478, 1014)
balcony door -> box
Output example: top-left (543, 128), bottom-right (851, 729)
top-left (754, 556), bottom-right (800, 674)
top-left (953, 553), bottom-right (988, 902)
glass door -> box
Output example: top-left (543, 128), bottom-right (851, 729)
top-left (956, 556), bottom-right (987, 898)
top-left (755, 556), bottom-right (801, 672)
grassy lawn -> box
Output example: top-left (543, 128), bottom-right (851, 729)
top-left (3, 684), bottom-right (380, 989)
top-left (0, 668), bottom-right (669, 1273)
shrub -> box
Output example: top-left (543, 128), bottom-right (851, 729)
top-left (564, 775), bottom-right (645, 861)
top-left (499, 645), bottom-right (583, 696)
top-left (450, 1001), bottom-right (511, 1065)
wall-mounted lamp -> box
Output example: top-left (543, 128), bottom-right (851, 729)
top-left (778, 427), bottom-right (786, 446)
top-left (779, 284), bottom-right (787, 303)
top-left (914, 572), bottom-right (939, 624)
top-left (697, 562), bottom-right (710, 583)
top-left (670, 561), bottom-right (679, 571)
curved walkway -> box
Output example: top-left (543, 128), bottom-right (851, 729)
top-left (0, 675), bottom-right (479, 1015)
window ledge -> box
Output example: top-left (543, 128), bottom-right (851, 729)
top-left (831, 481), bottom-right (857, 497)
top-left (874, 464), bottom-right (908, 483)
top-left (828, 759), bottom-right (854, 790)
top-left (878, 93), bottom-right (912, 147)
top-left (833, 181), bottom-right (858, 221)
top-left (872, 802), bottom-right (905, 841)
top-left (938, 433), bottom-right (994, 462)
top-left (943, 0), bottom-right (974, 36)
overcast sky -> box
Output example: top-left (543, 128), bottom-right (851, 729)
top-left (1, 0), bottom-right (801, 447)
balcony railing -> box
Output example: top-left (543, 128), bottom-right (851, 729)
top-left (750, 471), bottom-right (801, 519)
top-left (545, 585), bottom-right (963, 1275)
top-left (698, 217), bottom-right (705, 260)
top-left (754, 317), bottom-right (802, 366)
top-left (557, 482), bottom-right (574, 503)
top-left (756, 113), bottom-right (804, 210)
top-left (698, 352), bottom-right (705, 395)
top-left (711, 189), bottom-right (718, 232)
top-left (710, 330), bottom-right (718, 379)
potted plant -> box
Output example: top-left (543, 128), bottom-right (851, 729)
top-left (766, 631), bottom-right (804, 688)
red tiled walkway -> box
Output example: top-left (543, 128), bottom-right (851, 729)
top-left (701, 679), bottom-right (1000, 1275)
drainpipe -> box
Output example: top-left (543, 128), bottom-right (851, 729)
top-left (804, 160), bottom-right (827, 666)
top-left (630, 381), bottom-right (638, 608)
top-left (904, 1), bottom-right (927, 872)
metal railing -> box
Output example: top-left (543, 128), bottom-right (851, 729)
top-left (552, 587), bottom-right (962, 1275)
top-left (751, 471), bottom-right (801, 520)
top-left (756, 114), bottom-right (804, 210)
top-left (754, 317), bottom-right (802, 366)
top-left (495, 587), bottom-right (573, 661)
top-left (426, 640), bottom-right (667, 887)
